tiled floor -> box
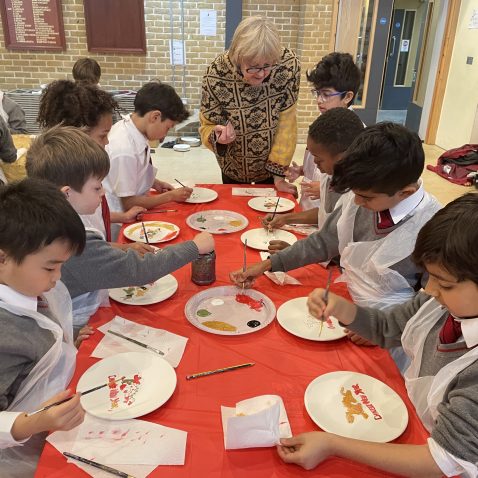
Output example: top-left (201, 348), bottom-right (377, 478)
top-left (153, 140), bottom-right (471, 206)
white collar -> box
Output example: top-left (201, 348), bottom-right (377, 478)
top-left (0, 284), bottom-right (38, 312)
top-left (454, 316), bottom-right (478, 348)
top-left (389, 180), bottom-right (424, 224)
top-left (123, 114), bottom-right (149, 156)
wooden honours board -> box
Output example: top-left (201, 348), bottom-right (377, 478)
top-left (0, 0), bottom-right (66, 50)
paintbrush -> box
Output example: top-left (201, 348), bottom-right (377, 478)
top-left (319, 268), bottom-right (334, 337)
top-left (141, 221), bottom-right (151, 245)
top-left (26, 384), bottom-right (108, 417)
top-left (242, 238), bottom-right (247, 290)
top-left (108, 329), bottom-right (164, 356)
top-left (270, 197), bottom-right (281, 222)
top-left (174, 178), bottom-right (187, 188)
top-left (186, 362), bottom-right (254, 380)
top-left (63, 452), bottom-right (135, 478)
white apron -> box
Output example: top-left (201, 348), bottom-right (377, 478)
top-left (299, 151), bottom-right (321, 211)
top-left (336, 191), bottom-right (441, 309)
top-left (402, 298), bottom-right (478, 477)
top-left (0, 281), bottom-right (77, 477)
top-left (318, 174), bottom-right (345, 230)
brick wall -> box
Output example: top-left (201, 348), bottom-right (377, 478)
top-left (0, 0), bottom-right (334, 142)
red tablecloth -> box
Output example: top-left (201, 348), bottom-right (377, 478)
top-left (36, 185), bottom-right (428, 478)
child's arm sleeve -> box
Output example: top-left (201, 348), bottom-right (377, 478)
top-left (0, 412), bottom-right (29, 448)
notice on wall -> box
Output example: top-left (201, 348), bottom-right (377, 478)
top-left (200, 10), bottom-right (216, 36)
top-left (469, 9), bottom-right (478, 29)
top-left (170, 39), bottom-right (186, 66)
top-left (400, 39), bottom-right (410, 52)
top-left (0, 0), bottom-right (66, 50)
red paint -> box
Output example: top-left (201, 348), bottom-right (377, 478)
top-left (235, 294), bottom-right (264, 311)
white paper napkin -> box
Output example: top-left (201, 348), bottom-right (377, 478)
top-left (259, 252), bottom-right (302, 286)
top-left (232, 187), bottom-right (277, 197)
top-left (92, 316), bottom-right (188, 368)
top-left (47, 414), bottom-right (187, 477)
top-left (221, 395), bottom-right (292, 449)
top-left (16, 147), bottom-right (27, 160)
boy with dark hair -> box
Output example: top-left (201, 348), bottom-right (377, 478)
top-left (0, 178), bottom-right (86, 475)
top-left (288, 52), bottom-right (362, 210)
top-left (26, 126), bottom-right (214, 332)
top-left (232, 123), bottom-right (441, 333)
top-left (104, 80), bottom-right (193, 212)
top-left (72, 57), bottom-right (101, 85)
top-left (283, 193), bottom-right (478, 477)
top-left (266, 107), bottom-right (364, 231)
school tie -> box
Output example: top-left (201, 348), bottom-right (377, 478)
top-left (377, 209), bottom-right (394, 229)
top-left (439, 314), bottom-right (462, 344)
top-left (145, 146), bottom-right (152, 165)
top-left (101, 196), bottom-right (112, 242)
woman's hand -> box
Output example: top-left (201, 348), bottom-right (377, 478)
top-left (214, 122), bottom-right (236, 144)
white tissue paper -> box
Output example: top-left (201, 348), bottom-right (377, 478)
top-left (221, 394), bottom-right (292, 450)
top-left (259, 252), bottom-right (302, 286)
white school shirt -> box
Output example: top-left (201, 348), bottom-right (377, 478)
top-left (103, 115), bottom-right (157, 212)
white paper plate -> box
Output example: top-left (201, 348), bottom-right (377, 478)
top-left (184, 285), bottom-right (276, 335)
top-left (173, 144), bottom-right (190, 152)
top-left (240, 228), bottom-right (297, 251)
top-left (277, 297), bottom-right (347, 341)
top-left (77, 352), bottom-right (177, 420)
top-left (304, 371), bottom-right (409, 442)
top-left (108, 275), bottom-right (178, 306)
top-left (180, 137), bottom-right (201, 146)
top-left (248, 196), bottom-right (296, 213)
top-left (185, 187), bottom-right (218, 204)
top-left (186, 210), bottom-right (249, 234)
top-left (123, 221), bottom-right (180, 243)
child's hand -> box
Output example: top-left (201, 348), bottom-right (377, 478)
top-left (39, 390), bottom-right (85, 433)
top-left (274, 178), bottom-right (298, 198)
top-left (124, 242), bottom-right (156, 257)
top-left (193, 232), bottom-right (214, 254)
top-left (214, 122), bottom-right (236, 144)
top-left (307, 288), bottom-right (356, 325)
top-left (154, 180), bottom-right (174, 193)
top-left (277, 432), bottom-right (331, 470)
top-left (262, 213), bottom-right (287, 230)
top-left (169, 187), bottom-right (193, 202)
top-left (119, 206), bottom-right (146, 223)
top-left (268, 240), bottom-right (290, 253)
top-left (74, 325), bottom-right (94, 348)
top-left (300, 181), bottom-right (321, 200)
top-left (286, 161), bottom-right (303, 182)
top-left (230, 261), bottom-right (270, 288)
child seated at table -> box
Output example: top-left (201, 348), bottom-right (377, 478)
top-left (103, 80), bottom-right (193, 212)
top-left (284, 193), bottom-right (478, 477)
top-left (231, 123), bottom-right (442, 352)
top-left (72, 57), bottom-right (101, 86)
top-left (0, 179), bottom-right (86, 477)
top-left (26, 126), bottom-right (214, 333)
top-left (0, 116), bottom-right (18, 185)
top-left (287, 52), bottom-right (362, 210)
top-left (265, 107), bottom-right (364, 231)
top-left (38, 79), bottom-right (147, 246)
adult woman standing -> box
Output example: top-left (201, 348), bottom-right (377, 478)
top-left (200, 16), bottom-right (300, 194)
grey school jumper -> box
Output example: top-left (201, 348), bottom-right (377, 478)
top-left (62, 230), bottom-right (200, 298)
top-left (350, 292), bottom-right (478, 466)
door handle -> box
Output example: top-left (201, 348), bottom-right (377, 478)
top-left (390, 36), bottom-right (396, 57)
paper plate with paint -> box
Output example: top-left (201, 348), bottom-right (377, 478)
top-left (123, 221), bottom-right (180, 243)
top-left (304, 371), bottom-right (409, 442)
top-left (184, 285), bottom-right (276, 335)
top-left (77, 352), bottom-right (176, 420)
top-left (277, 297), bottom-right (347, 341)
top-left (240, 228), bottom-right (297, 251)
top-left (248, 196), bottom-right (296, 213)
top-left (186, 210), bottom-right (249, 234)
top-left (108, 275), bottom-right (178, 306)
top-left (185, 187), bottom-right (218, 204)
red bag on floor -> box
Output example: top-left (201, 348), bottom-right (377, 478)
top-left (427, 144), bottom-right (478, 185)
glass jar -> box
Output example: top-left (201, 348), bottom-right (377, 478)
top-left (191, 251), bottom-right (216, 285)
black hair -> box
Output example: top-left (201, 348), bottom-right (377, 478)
top-left (0, 178), bottom-right (85, 264)
top-left (37, 80), bottom-right (118, 129)
top-left (308, 108), bottom-right (365, 156)
top-left (134, 81), bottom-right (190, 122)
top-left (307, 52), bottom-right (361, 106)
top-left (331, 122), bottom-right (424, 195)
top-left (412, 193), bottom-right (478, 285)
top-left (72, 57), bottom-right (101, 85)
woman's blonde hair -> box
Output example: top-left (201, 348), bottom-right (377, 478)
top-left (228, 16), bottom-right (282, 67)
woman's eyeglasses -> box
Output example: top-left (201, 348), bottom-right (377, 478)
top-left (245, 64), bottom-right (278, 74)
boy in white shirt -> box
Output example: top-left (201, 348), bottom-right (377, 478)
top-left (104, 80), bottom-right (193, 212)
top-left (0, 179), bottom-right (86, 477)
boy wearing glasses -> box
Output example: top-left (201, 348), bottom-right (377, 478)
top-left (287, 52), bottom-right (362, 211)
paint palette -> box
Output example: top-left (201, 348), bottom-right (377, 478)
top-left (248, 196), bottom-right (296, 213)
top-left (186, 210), bottom-right (249, 234)
top-left (184, 286), bottom-right (276, 335)
top-left (77, 352), bottom-right (176, 420)
top-left (123, 221), bottom-right (180, 244)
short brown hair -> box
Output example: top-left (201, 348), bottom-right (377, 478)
top-left (26, 125), bottom-right (110, 192)
top-left (72, 57), bottom-right (101, 85)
